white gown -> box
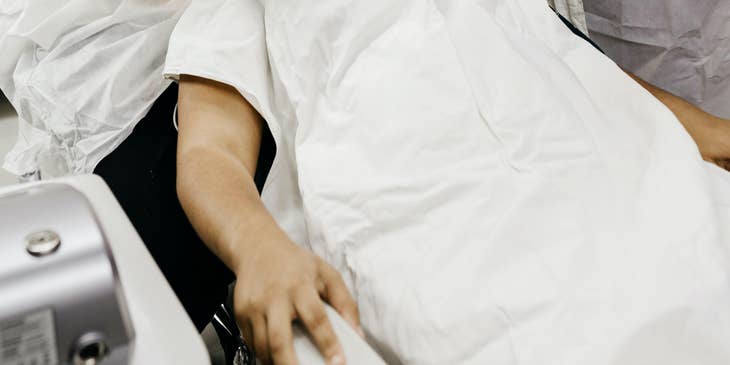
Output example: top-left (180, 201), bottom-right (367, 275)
top-left (165, 0), bottom-right (730, 364)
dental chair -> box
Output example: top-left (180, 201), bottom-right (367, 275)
top-left (0, 175), bottom-right (385, 365)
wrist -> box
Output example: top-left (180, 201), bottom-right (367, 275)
top-left (222, 210), bottom-right (288, 272)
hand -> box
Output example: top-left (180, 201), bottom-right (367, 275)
top-left (695, 117), bottom-right (730, 170)
top-left (232, 231), bottom-right (362, 365)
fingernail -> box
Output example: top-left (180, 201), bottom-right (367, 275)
top-left (329, 354), bottom-right (345, 365)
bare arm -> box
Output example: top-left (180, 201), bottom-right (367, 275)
top-left (176, 75), bottom-right (360, 365)
top-left (176, 75), bottom-right (269, 269)
top-left (628, 73), bottom-right (730, 166)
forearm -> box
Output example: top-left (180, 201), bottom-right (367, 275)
top-left (628, 72), bottom-right (730, 159)
top-left (175, 75), bottom-right (287, 271)
top-left (174, 76), bottom-right (358, 363)
top-left (177, 145), bottom-right (285, 271)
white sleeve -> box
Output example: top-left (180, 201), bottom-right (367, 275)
top-left (164, 0), bottom-right (279, 128)
top-left (0, 0), bottom-right (188, 175)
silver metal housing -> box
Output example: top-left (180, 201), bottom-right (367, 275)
top-left (0, 183), bottom-right (134, 365)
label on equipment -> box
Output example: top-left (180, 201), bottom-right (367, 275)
top-left (0, 309), bottom-right (58, 365)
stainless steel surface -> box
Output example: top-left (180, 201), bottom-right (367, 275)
top-left (0, 183), bottom-right (134, 365)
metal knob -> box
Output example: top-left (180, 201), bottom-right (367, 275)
top-left (25, 230), bottom-right (61, 257)
top-left (71, 332), bottom-right (109, 365)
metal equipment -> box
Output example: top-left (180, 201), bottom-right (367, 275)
top-left (0, 183), bottom-right (134, 365)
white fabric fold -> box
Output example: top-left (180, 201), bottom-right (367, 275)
top-left (166, 0), bottom-right (730, 364)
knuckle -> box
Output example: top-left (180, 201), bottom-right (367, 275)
top-left (288, 281), bottom-right (309, 296)
top-left (319, 265), bottom-right (342, 286)
top-left (317, 331), bottom-right (337, 350)
top-left (286, 275), bottom-right (306, 288)
top-left (249, 296), bottom-right (270, 313)
top-left (342, 292), bottom-right (358, 306)
top-left (342, 300), bottom-right (358, 314)
top-left (234, 305), bottom-right (250, 323)
top-left (235, 294), bottom-right (259, 314)
top-left (268, 337), bottom-right (287, 356)
top-left (309, 308), bottom-right (328, 329)
top-left (249, 301), bottom-right (264, 313)
top-left (292, 286), bottom-right (314, 303)
top-left (315, 259), bottom-right (331, 275)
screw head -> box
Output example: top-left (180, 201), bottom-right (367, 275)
top-left (72, 332), bottom-right (109, 365)
top-left (25, 230), bottom-right (61, 257)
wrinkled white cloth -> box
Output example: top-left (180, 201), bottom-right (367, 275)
top-left (0, 0), bottom-right (189, 177)
top-left (0, 0), bottom-right (570, 179)
top-left (548, 0), bottom-right (588, 33)
top-left (584, 0), bottom-right (730, 119)
top-left (167, 1), bottom-right (730, 364)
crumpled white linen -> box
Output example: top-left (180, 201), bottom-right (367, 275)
top-left (585, 0), bottom-right (730, 119)
top-left (0, 0), bottom-right (579, 179)
top-left (164, 0), bottom-right (730, 364)
top-left (0, 0), bottom-right (189, 177)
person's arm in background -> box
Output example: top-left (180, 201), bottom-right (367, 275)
top-left (556, 12), bottom-right (730, 168)
top-left (628, 73), bottom-right (730, 168)
top-left (176, 75), bottom-right (361, 365)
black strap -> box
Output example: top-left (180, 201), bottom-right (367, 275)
top-left (555, 12), bottom-right (604, 53)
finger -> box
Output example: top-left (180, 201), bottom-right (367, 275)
top-left (238, 322), bottom-right (258, 362)
top-left (294, 289), bottom-right (345, 365)
top-left (318, 263), bottom-right (363, 336)
top-left (267, 302), bottom-right (298, 365)
top-left (251, 314), bottom-right (271, 364)
top-left (240, 321), bottom-right (254, 350)
top-left (233, 303), bottom-right (255, 351)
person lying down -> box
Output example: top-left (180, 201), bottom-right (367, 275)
top-left (165, 0), bottom-right (730, 364)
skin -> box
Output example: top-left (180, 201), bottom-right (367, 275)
top-left (176, 75), bottom-right (362, 365)
top-left (627, 73), bottom-right (730, 169)
top-left (176, 73), bottom-right (729, 365)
